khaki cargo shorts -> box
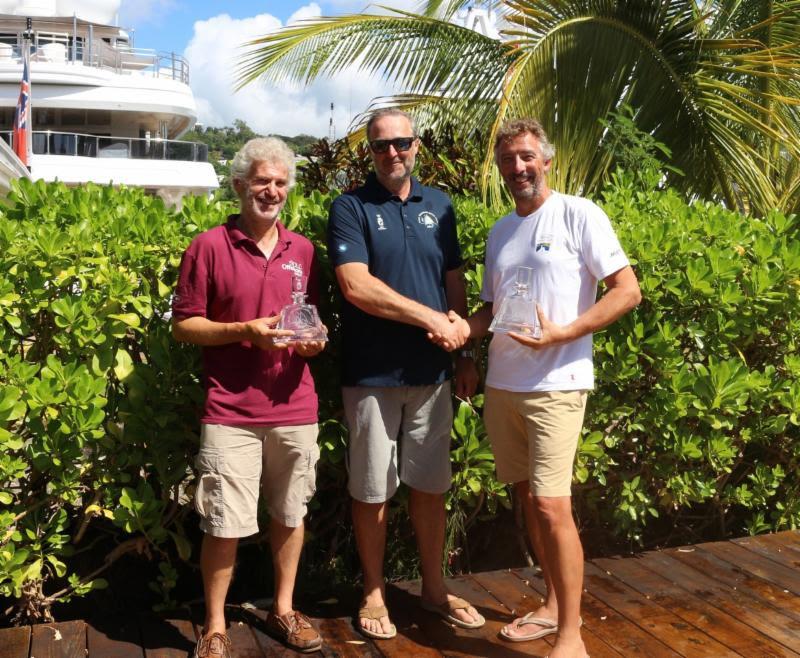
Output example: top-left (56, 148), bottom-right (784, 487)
top-left (194, 423), bottom-right (319, 537)
top-left (484, 387), bottom-right (587, 497)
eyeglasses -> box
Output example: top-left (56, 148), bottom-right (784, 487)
top-left (368, 137), bottom-right (416, 153)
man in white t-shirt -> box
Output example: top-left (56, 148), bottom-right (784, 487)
top-left (454, 119), bottom-right (641, 658)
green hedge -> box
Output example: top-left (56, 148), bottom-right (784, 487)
top-left (0, 175), bottom-right (797, 623)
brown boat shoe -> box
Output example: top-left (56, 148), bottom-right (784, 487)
top-left (193, 631), bottom-right (231, 658)
top-left (266, 610), bottom-right (323, 653)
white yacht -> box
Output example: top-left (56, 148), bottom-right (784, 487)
top-left (0, 0), bottom-right (218, 199)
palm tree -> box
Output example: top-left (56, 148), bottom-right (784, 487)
top-left (237, 1), bottom-right (800, 214)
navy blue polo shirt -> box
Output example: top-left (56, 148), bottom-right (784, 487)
top-left (328, 173), bottom-right (463, 387)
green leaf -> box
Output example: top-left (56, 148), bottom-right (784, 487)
top-left (113, 350), bottom-right (135, 382)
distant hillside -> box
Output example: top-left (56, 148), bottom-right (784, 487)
top-left (182, 120), bottom-right (319, 198)
top-left (183, 120), bottom-right (318, 165)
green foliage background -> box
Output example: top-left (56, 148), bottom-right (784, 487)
top-left (0, 170), bottom-right (798, 623)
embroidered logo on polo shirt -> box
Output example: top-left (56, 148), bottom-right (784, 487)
top-left (418, 211), bottom-right (438, 228)
top-left (282, 260), bottom-right (304, 277)
top-left (376, 213), bottom-right (387, 231)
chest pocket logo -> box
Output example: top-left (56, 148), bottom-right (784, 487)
top-left (282, 260), bottom-right (304, 277)
top-left (418, 211), bottom-right (439, 228)
top-left (534, 232), bottom-right (554, 254)
top-left (376, 213), bottom-right (388, 231)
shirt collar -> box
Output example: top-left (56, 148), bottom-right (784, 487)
top-left (225, 214), bottom-right (291, 249)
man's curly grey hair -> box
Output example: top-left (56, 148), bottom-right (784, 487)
top-left (230, 137), bottom-right (296, 189)
top-left (494, 118), bottom-right (556, 162)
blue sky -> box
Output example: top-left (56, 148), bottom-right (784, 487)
top-left (115, 0), bottom-right (413, 136)
top-left (123, 1), bottom-right (381, 53)
top-left (123, 2), bottom-right (306, 52)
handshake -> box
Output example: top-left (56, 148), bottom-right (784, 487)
top-left (427, 310), bottom-right (471, 352)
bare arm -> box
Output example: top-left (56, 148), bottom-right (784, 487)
top-left (464, 303), bottom-right (494, 339)
top-left (335, 262), bottom-right (455, 336)
top-left (172, 315), bottom-right (293, 351)
top-left (510, 265), bottom-right (641, 349)
top-left (445, 267), bottom-right (468, 318)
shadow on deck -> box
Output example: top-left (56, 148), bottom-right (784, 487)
top-left (1, 531), bottom-right (799, 657)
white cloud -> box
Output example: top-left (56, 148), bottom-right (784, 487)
top-left (185, 7), bottom-right (399, 137)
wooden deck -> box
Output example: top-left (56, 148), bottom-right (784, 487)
top-left (1, 530), bottom-right (799, 657)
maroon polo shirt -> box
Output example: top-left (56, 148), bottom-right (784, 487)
top-left (173, 216), bottom-right (319, 426)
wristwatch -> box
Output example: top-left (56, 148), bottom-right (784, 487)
top-left (459, 349), bottom-right (475, 359)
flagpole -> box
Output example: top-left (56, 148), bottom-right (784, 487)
top-left (24, 17), bottom-right (32, 168)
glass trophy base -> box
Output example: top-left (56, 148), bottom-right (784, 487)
top-left (277, 307), bottom-right (328, 343)
top-left (277, 274), bottom-right (328, 343)
top-left (280, 327), bottom-right (329, 343)
top-left (489, 319), bottom-right (541, 338)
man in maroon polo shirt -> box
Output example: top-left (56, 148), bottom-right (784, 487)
top-left (173, 137), bottom-right (325, 657)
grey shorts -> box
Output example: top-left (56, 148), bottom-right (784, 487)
top-left (342, 382), bottom-right (453, 503)
top-left (194, 423), bottom-right (319, 537)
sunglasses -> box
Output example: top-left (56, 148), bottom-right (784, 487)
top-left (369, 137), bottom-right (416, 153)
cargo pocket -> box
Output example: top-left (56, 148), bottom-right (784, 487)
top-left (302, 442), bottom-right (321, 505)
top-left (195, 450), bottom-right (224, 526)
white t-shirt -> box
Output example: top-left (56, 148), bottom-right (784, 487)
top-left (481, 192), bottom-right (629, 392)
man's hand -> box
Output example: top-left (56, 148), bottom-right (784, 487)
top-left (427, 311), bottom-right (470, 351)
top-left (293, 326), bottom-right (328, 357)
top-left (509, 305), bottom-right (572, 350)
top-left (244, 316), bottom-right (294, 350)
top-left (454, 355), bottom-right (479, 400)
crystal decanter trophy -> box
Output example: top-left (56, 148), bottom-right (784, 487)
top-left (277, 275), bottom-right (328, 342)
top-left (489, 266), bottom-right (542, 338)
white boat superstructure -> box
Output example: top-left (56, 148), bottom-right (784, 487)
top-left (0, 2), bottom-right (218, 199)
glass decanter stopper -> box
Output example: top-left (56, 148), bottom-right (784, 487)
top-left (489, 266), bottom-right (541, 338)
top-left (277, 275), bottom-right (328, 342)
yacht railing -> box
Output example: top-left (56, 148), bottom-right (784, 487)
top-left (0, 38), bottom-right (190, 84)
top-left (0, 131), bottom-right (209, 163)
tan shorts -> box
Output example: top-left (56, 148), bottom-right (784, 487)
top-left (194, 423), bottom-right (319, 537)
top-left (484, 387), bottom-right (587, 497)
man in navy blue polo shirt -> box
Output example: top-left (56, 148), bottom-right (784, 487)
top-left (327, 108), bottom-right (484, 639)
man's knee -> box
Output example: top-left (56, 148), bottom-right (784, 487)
top-left (530, 495), bottom-right (573, 531)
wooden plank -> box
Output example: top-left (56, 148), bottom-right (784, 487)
top-left (29, 621), bottom-right (86, 658)
top-left (637, 550), bottom-right (800, 653)
top-left (509, 568), bottom-right (680, 657)
top-left (87, 616), bottom-right (144, 658)
top-left (699, 541), bottom-right (800, 597)
top-left (240, 603), bottom-right (369, 658)
top-left (391, 577), bottom-right (534, 658)
top-left (750, 532), bottom-right (800, 556)
top-left (666, 546), bottom-right (800, 622)
top-left (593, 555), bottom-right (798, 658)
top-left (313, 617), bottom-right (382, 658)
top-left (140, 615), bottom-right (197, 658)
top-left (582, 562), bottom-right (736, 657)
top-left (221, 611), bottom-right (266, 658)
top-left (237, 607), bottom-right (296, 658)
top-left (770, 531), bottom-right (800, 552)
top-left (471, 569), bottom-right (622, 658)
top-left (731, 535), bottom-right (800, 572)
top-left (0, 626), bottom-right (30, 658)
